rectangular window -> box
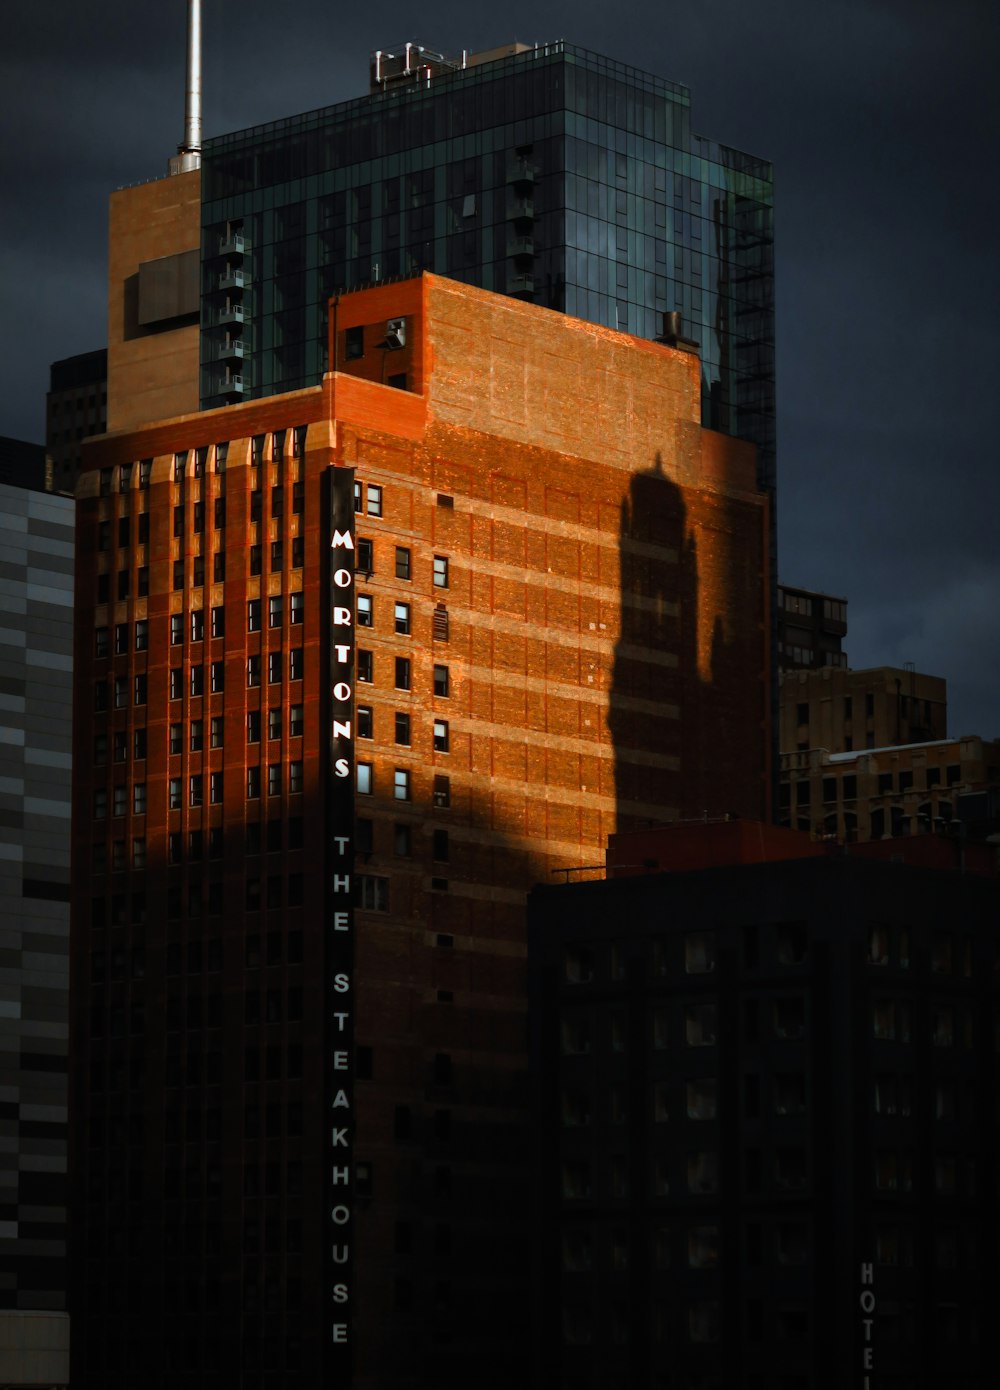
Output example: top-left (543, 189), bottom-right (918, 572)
top-left (357, 763), bottom-right (373, 795)
top-left (211, 661), bottom-right (224, 694)
top-left (189, 775), bottom-right (203, 807)
top-left (133, 728), bottom-right (147, 761)
top-left (268, 595), bottom-right (283, 628)
top-left (289, 760), bottom-right (303, 794)
top-left (248, 599), bottom-right (261, 632)
top-left (395, 547), bottom-right (411, 581)
top-left (190, 719), bottom-right (203, 752)
top-left (114, 623), bottom-right (127, 655)
top-left (113, 785), bottom-right (127, 818)
top-left (211, 606), bottom-right (224, 638)
top-left (357, 538), bottom-right (374, 572)
top-left (135, 619), bottom-right (148, 651)
top-left (434, 774), bottom-right (450, 808)
top-left (173, 560), bottom-right (185, 591)
top-left (434, 665), bottom-right (450, 697)
top-left (289, 703), bottom-right (303, 738)
top-left (248, 710), bottom-right (261, 743)
top-left (169, 668), bottom-right (183, 701)
top-left (169, 778), bottom-right (182, 811)
top-left (289, 591), bottom-right (303, 625)
top-left (169, 723), bottom-right (182, 755)
top-left (358, 705), bottom-right (373, 739)
top-left (190, 666), bottom-right (204, 697)
top-left (268, 651), bottom-right (282, 685)
top-left (358, 650), bottom-right (373, 683)
top-left (358, 875), bottom-right (389, 911)
top-left (395, 657), bottom-right (411, 691)
top-left (394, 602), bottom-right (410, 635)
top-left (357, 594), bottom-right (373, 627)
top-left (268, 764), bottom-right (281, 797)
top-left (268, 708), bottom-right (281, 741)
top-left (289, 647), bottom-right (303, 680)
top-left (134, 674), bottom-right (147, 706)
top-left (95, 626), bottom-right (109, 658)
top-left (367, 484), bottom-right (382, 517)
top-left (247, 766), bottom-right (261, 799)
top-left (433, 720), bottom-right (450, 752)
top-left (170, 613), bottom-right (183, 645)
top-left (250, 545), bottom-right (262, 576)
top-left (247, 655), bottom-right (261, 688)
top-left (395, 712), bottom-right (411, 745)
top-left (394, 769), bottom-right (410, 801)
top-left (433, 555), bottom-right (449, 589)
top-left (210, 716), bottom-right (224, 749)
top-left (292, 480), bottom-right (304, 515)
top-left (433, 829), bottom-right (449, 862)
top-left (94, 789), bottom-right (107, 820)
top-left (292, 536), bottom-right (304, 568)
top-left (213, 551), bottom-right (225, 583)
top-left (133, 783), bottom-right (146, 815)
top-left (271, 540), bottom-right (283, 570)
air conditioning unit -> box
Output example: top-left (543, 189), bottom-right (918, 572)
top-left (385, 318), bottom-right (406, 350)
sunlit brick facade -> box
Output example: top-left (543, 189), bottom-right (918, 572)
top-left (70, 274), bottom-right (769, 1388)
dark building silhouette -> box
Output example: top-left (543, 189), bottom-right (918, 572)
top-left (528, 821), bottom-right (997, 1390)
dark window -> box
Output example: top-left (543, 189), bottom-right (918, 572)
top-left (345, 326), bottom-right (364, 360)
top-left (434, 665), bottom-right (449, 697)
top-left (358, 706), bottom-right (373, 739)
top-left (395, 602), bottom-right (410, 635)
top-left (357, 538), bottom-right (374, 572)
top-left (433, 829), bottom-right (449, 862)
top-left (358, 650), bottom-right (372, 683)
top-left (395, 547), bottom-right (411, 581)
top-left (395, 712), bottom-right (411, 745)
top-left (434, 775), bottom-right (450, 808)
top-left (395, 657), bottom-right (411, 691)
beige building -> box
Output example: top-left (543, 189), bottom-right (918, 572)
top-left (780, 734), bottom-right (1000, 841)
top-left (780, 663), bottom-right (947, 755)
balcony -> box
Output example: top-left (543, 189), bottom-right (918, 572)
top-left (506, 273), bottom-right (535, 298)
top-left (216, 303), bottom-right (246, 327)
top-left (506, 157), bottom-right (536, 187)
top-left (217, 233), bottom-right (247, 257)
top-left (216, 339), bottom-right (246, 362)
top-left (506, 235), bottom-right (535, 261)
top-left (216, 374), bottom-right (246, 398)
top-left (506, 194), bottom-right (535, 222)
top-left (217, 267), bottom-right (246, 292)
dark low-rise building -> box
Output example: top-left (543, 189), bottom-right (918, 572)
top-left (528, 822), bottom-right (997, 1390)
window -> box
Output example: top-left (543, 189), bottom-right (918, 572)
top-left (189, 775), bottom-right (203, 807)
top-left (345, 325), bottom-right (364, 360)
top-left (434, 774), bottom-right (450, 808)
top-left (289, 647), bottom-right (303, 680)
top-left (211, 661), bottom-right (224, 693)
top-left (173, 560), bottom-right (185, 591)
top-left (248, 600), bottom-right (261, 632)
top-left (292, 480), bottom-right (304, 515)
top-left (433, 829), bottom-right (449, 862)
top-left (169, 668), bottom-right (183, 701)
top-left (114, 623), bottom-right (127, 655)
top-left (268, 764), bottom-right (281, 797)
top-left (394, 602), bottom-right (410, 635)
top-left (95, 626), bottom-right (109, 658)
top-left (291, 536), bottom-right (304, 568)
top-left (433, 603), bottom-right (449, 641)
top-left (268, 708), bottom-right (281, 741)
top-left (211, 601), bottom-right (225, 640)
top-left (271, 486), bottom-right (284, 519)
top-left (394, 769), bottom-right (410, 801)
top-left (268, 595), bottom-right (283, 628)
top-left (289, 591), bottom-right (303, 625)
top-left (359, 876), bottom-right (389, 911)
top-left (134, 674), bottom-right (147, 706)
top-left (93, 789), bottom-right (107, 820)
top-left (135, 619), bottom-right (148, 651)
top-left (190, 666), bottom-right (204, 697)
top-left (289, 704), bottom-right (303, 738)
top-left (268, 651), bottom-right (282, 685)
top-left (357, 538), bottom-right (374, 572)
top-left (685, 932), bottom-right (715, 973)
top-left (395, 657), bottom-right (411, 691)
top-left (247, 766), bottom-right (261, 799)
top-left (685, 1004), bottom-right (717, 1047)
top-left (270, 541), bottom-right (284, 572)
top-left (133, 783), bottom-right (146, 815)
top-left (394, 823), bottom-right (412, 857)
top-left (139, 459), bottom-right (151, 489)
top-left (170, 614), bottom-right (183, 645)
top-left (358, 706), bottom-right (373, 739)
top-left (395, 547), bottom-right (411, 581)
top-left (210, 716), bottom-right (224, 749)
top-left (248, 711), bottom-right (261, 743)
top-left (434, 720), bottom-right (449, 752)
top-left (169, 778), bottom-right (182, 811)
top-left (357, 594), bottom-right (373, 627)
top-left (289, 761), bottom-right (303, 794)
top-left (355, 650), bottom-right (372, 684)
top-left (247, 656), bottom-right (261, 687)
top-left (433, 555), bottom-right (449, 589)
top-left (190, 720), bottom-right (203, 752)
top-left (367, 484), bottom-right (382, 517)
top-left (433, 665), bottom-right (449, 697)
top-left (357, 763), bottom-right (373, 795)
top-left (113, 785), bottom-right (127, 817)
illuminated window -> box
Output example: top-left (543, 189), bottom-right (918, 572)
top-left (394, 602), bottom-right (410, 634)
top-left (394, 769), bottom-right (411, 801)
top-left (433, 555), bottom-right (449, 589)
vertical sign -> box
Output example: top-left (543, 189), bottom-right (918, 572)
top-left (325, 466), bottom-right (355, 1380)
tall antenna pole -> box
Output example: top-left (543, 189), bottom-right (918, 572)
top-left (169, 0), bottom-right (202, 174)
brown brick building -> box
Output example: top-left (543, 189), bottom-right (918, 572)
top-left (70, 274), bottom-right (770, 1387)
top-left (780, 663), bottom-right (947, 756)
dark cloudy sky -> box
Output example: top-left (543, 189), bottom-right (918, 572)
top-left (2, 0), bottom-right (997, 736)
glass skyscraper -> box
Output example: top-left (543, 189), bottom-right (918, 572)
top-left (200, 41), bottom-right (774, 490)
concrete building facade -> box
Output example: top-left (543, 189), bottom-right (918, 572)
top-left (776, 582), bottom-right (847, 672)
top-left (69, 273), bottom-right (769, 1387)
top-left (780, 664), bottom-right (947, 758)
top-left (0, 479), bottom-right (74, 1373)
